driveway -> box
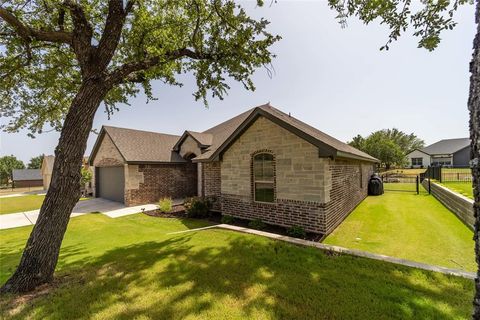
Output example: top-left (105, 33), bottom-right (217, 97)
top-left (0, 198), bottom-right (157, 230)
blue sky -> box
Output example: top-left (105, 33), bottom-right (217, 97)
top-left (0, 1), bottom-right (475, 163)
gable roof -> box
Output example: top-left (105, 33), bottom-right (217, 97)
top-left (12, 169), bottom-right (42, 181)
top-left (89, 126), bottom-right (185, 164)
top-left (420, 138), bottom-right (470, 155)
top-left (194, 104), bottom-right (378, 163)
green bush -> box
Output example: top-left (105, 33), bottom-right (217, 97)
top-left (158, 197), bottom-right (173, 213)
top-left (248, 218), bottom-right (265, 230)
top-left (184, 197), bottom-right (211, 218)
top-left (287, 225), bottom-right (306, 239)
top-left (221, 215), bottom-right (235, 224)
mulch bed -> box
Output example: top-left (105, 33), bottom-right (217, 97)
top-left (143, 208), bottom-right (323, 242)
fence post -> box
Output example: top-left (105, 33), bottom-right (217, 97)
top-left (416, 176), bottom-right (419, 195)
top-left (439, 166), bottom-right (442, 183)
top-left (428, 177), bottom-right (431, 194)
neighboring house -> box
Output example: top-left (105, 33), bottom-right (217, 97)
top-left (42, 155), bottom-right (94, 195)
top-left (407, 138), bottom-right (470, 168)
top-left (89, 104), bottom-right (378, 235)
top-left (12, 169), bottom-right (42, 188)
top-left (41, 155), bottom-right (55, 190)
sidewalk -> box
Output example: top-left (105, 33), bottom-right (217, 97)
top-left (0, 198), bottom-right (158, 230)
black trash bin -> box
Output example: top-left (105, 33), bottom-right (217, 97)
top-left (368, 173), bottom-right (384, 196)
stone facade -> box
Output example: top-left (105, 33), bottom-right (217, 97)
top-left (125, 163), bottom-right (197, 206)
top-left (179, 135), bottom-right (202, 158)
top-left (220, 115), bottom-right (374, 235)
top-left (92, 133), bottom-right (124, 167)
top-left (422, 179), bottom-right (474, 229)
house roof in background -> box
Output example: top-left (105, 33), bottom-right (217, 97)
top-left (420, 138), bottom-right (470, 155)
top-left (12, 169), bottom-right (42, 181)
top-left (90, 126), bottom-right (186, 164)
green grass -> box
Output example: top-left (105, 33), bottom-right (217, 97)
top-left (0, 214), bottom-right (474, 319)
top-left (382, 168), bottom-right (426, 176)
top-left (324, 190), bottom-right (475, 272)
top-left (0, 196), bottom-right (89, 215)
top-left (0, 195), bottom-right (46, 215)
top-left (441, 182), bottom-right (474, 199)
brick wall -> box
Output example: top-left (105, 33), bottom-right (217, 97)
top-left (125, 163), bottom-right (197, 206)
top-left (422, 179), bottom-right (474, 229)
top-left (222, 194), bottom-right (326, 233)
top-left (324, 160), bottom-right (373, 234)
top-left (202, 161), bottom-right (221, 211)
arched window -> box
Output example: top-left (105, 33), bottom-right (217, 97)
top-left (253, 153), bottom-right (275, 202)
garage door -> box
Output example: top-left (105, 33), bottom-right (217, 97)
top-left (97, 166), bottom-right (125, 203)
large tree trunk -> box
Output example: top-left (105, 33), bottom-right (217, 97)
top-left (472, 1), bottom-right (480, 318)
top-left (0, 80), bottom-right (107, 293)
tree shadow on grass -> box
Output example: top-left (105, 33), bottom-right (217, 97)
top-left (1, 230), bottom-right (474, 320)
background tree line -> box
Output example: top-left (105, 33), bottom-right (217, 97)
top-left (348, 129), bottom-right (424, 170)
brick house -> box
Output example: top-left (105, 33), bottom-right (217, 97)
top-left (89, 104), bottom-right (378, 235)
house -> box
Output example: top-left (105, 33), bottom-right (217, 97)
top-left (406, 138), bottom-right (470, 168)
top-left (42, 155), bottom-right (94, 195)
top-left (89, 104), bottom-right (378, 235)
top-left (12, 169), bottom-right (42, 188)
top-left (41, 155), bottom-right (55, 190)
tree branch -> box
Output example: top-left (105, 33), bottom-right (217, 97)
top-left (106, 48), bottom-right (214, 86)
top-left (0, 6), bottom-right (72, 44)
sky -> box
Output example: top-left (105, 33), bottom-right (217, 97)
top-left (0, 1), bottom-right (475, 163)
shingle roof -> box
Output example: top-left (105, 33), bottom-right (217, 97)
top-left (96, 126), bottom-right (185, 163)
top-left (420, 138), bottom-right (470, 155)
top-left (194, 104), bottom-right (378, 162)
top-left (12, 169), bottom-right (42, 181)
top-left (186, 131), bottom-right (213, 147)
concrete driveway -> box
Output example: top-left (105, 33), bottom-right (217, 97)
top-left (0, 198), bottom-right (157, 230)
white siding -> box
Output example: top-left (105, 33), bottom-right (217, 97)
top-left (406, 150), bottom-right (430, 168)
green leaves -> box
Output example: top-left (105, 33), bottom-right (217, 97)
top-left (0, 0), bottom-right (280, 135)
top-left (328, 0), bottom-right (472, 51)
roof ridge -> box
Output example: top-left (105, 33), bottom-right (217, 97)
top-left (103, 125), bottom-right (181, 138)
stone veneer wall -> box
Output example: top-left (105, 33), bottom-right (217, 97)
top-left (125, 163), bottom-right (197, 206)
top-left (220, 115), bottom-right (374, 234)
top-left (92, 133), bottom-right (124, 167)
top-left (179, 135), bottom-right (202, 158)
top-left (422, 179), bottom-right (474, 229)
top-left (202, 161), bottom-right (221, 211)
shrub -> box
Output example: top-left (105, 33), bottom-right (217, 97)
top-left (158, 197), bottom-right (173, 213)
top-left (248, 218), bottom-right (265, 230)
top-left (221, 215), bottom-right (235, 224)
top-left (184, 197), bottom-right (211, 218)
top-left (287, 225), bottom-right (306, 239)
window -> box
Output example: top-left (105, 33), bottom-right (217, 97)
top-left (253, 153), bottom-right (275, 202)
top-left (411, 158), bottom-right (423, 166)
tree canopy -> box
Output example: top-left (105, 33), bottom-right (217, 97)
top-left (349, 129), bottom-right (424, 169)
top-left (27, 154), bottom-right (44, 169)
top-left (0, 155), bottom-right (25, 184)
top-left (0, 0), bottom-right (280, 136)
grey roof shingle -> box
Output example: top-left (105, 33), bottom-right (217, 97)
top-left (12, 169), bottom-right (42, 181)
top-left (194, 104), bottom-right (378, 162)
top-left (102, 126), bottom-right (185, 163)
top-left (420, 138), bottom-right (470, 155)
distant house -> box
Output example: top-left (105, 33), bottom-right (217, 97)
top-left (41, 155), bottom-right (55, 190)
top-left (12, 169), bottom-right (42, 188)
top-left (89, 104), bottom-right (378, 235)
top-left (42, 155), bottom-right (94, 195)
top-left (406, 138), bottom-right (470, 168)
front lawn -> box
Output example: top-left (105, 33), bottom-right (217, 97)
top-left (323, 190), bottom-right (475, 272)
top-left (0, 195), bottom-right (46, 215)
top-left (0, 214), bottom-right (474, 319)
top-left (441, 181), bottom-right (474, 199)
top-left (382, 168), bottom-right (426, 176)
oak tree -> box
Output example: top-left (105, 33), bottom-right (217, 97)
top-left (0, 0), bottom-right (279, 293)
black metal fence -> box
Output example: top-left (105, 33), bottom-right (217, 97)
top-left (380, 173), bottom-right (420, 194)
top-left (422, 166), bottom-right (472, 183)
